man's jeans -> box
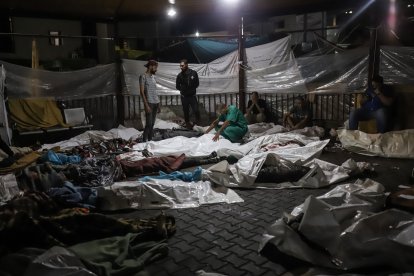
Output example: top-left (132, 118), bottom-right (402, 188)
top-left (143, 103), bottom-right (159, 141)
top-left (349, 107), bottom-right (390, 133)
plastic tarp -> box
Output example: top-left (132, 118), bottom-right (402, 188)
top-left (380, 46), bottom-right (414, 85)
top-left (259, 179), bottom-right (414, 272)
top-left (123, 36), bottom-right (307, 95)
top-left (337, 128), bottom-right (414, 159)
top-left (1, 60), bottom-right (117, 99)
top-left (102, 179), bottom-right (243, 210)
top-left (0, 174), bottom-right (19, 205)
top-left (24, 246), bottom-right (96, 276)
top-left (187, 37), bottom-right (272, 63)
top-left (133, 132), bottom-right (329, 161)
top-left (205, 152), bottom-right (366, 189)
top-left (41, 125), bottom-right (141, 150)
top-left (0, 65), bottom-right (11, 145)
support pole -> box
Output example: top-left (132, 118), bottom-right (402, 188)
top-left (114, 19), bottom-right (125, 126)
top-left (368, 28), bottom-right (380, 83)
top-left (238, 16), bottom-right (246, 113)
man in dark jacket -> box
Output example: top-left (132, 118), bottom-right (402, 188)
top-left (176, 59), bottom-right (200, 129)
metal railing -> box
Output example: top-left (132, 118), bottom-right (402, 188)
top-left (58, 92), bottom-right (360, 130)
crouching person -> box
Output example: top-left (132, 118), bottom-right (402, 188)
top-left (205, 103), bottom-right (248, 143)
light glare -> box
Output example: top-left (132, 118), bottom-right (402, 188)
top-left (195, 31), bottom-right (200, 37)
top-left (167, 7), bottom-right (176, 17)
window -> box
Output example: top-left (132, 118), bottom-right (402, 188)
top-left (49, 31), bottom-right (62, 46)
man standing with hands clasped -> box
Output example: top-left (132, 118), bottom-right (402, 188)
top-left (176, 59), bottom-right (200, 129)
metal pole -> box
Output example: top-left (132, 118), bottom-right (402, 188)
top-left (368, 28), bottom-right (380, 82)
top-left (238, 16), bottom-right (246, 113)
top-left (113, 19), bottom-right (125, 126)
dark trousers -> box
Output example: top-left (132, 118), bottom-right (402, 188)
top-left (0, 137), bottom-right (13, 156)
top-left (143, 103), bottom-right (159, 142)
top-left (181, 95), bottom-right (200, 124)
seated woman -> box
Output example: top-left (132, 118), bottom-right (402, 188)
top-left (245, 91), bottom-right (267, 124)
top-left (283, 96), bottom-right (311, 130)
top-left (205, 103), bottom-right (248, 143)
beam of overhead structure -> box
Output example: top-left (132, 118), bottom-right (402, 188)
top-left (0, 0), bottom-right (363, 20)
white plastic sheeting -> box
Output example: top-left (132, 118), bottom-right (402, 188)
top-left (41, 125), bottom-right (142, 150)
top-left (133, 134), bottom-right (241, 158)
top-left (205, 151), bottom-right (369, 189)
top-left (24, 246), bottom-right (96, 276)
top-left (259, 179), bottom-right (414, 271)
top-left (0, 65), bottom-right (11, 145)
top-left (104, 179), bottom-right (243, 210)
top-left (133, 132), bottom-right (328, 161)
top-left (1, 61), bottom-right (117, 99)
top-left (338, 128), bottom-right (414, 158)
top-left (0, 174), bottom-right (19, 205)
top-left (123, 36), bottom-right (307, 95)
top-left (247, 123), bottom-right (325, 140)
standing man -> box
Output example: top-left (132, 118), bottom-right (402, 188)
top-left (176, 59), bottom-right (200, 129)
top-left (140, 60), bottom-right (160, 142)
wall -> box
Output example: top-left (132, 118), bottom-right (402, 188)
top-left (118, 20), bottom-right (171, 50)
top-left (0, 17), bottom-right (83, 62)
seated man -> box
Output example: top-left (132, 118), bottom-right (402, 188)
top-left (283, 96), bottom-right (311, 130)
top-left (205, 103), bottom-right (248, 143)
top-left (348, 75), bottom-right (394, 133)
top-left (245, 91), bottom-right (266, 124)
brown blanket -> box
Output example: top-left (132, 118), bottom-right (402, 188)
top-left (120, 154), bottom-right (186, 177)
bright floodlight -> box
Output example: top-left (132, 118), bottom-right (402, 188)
top-left (195, 31), bottom-right (200, 37)
top-left (168, 0), bottom-right (175, 4)
top-left (167, 7), bottom-right (176, 17)
top-left (223, 0), bottom-right (239, 4)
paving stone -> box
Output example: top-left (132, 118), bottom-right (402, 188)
top-left (206, 246), bottom-right (232, 259)
top-left (225, 253), bottom-right (249, 268)
top-left (244, 251), bottom-right (269, 266)
top-left (173, 240), bottom-right (195, 253)
top-left (241, 261), bottom-right (269, 276)
top-left (169, 249), bottom-right (191, 263)
top-left (217, 229), bottom-right (238, 241)
top-left (201, 255), bottom-right (228, 270)
top-left (185, 247), bottom-right (210, 261)
top-left (181, 232), bottom-right (202, 244)
top-left (191, 238), bottom-right (216, 251)
top-left (217, 263), bottom-right (249, 276)
top-left (226, 244), bottom-right (251, 258)
top-left (211, 238), bottom-right (234, 250)
top-left (177, 256), bottom-right (204, 271)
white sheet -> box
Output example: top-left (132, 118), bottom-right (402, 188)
top-left (338, 128), bottom-right (414, 158)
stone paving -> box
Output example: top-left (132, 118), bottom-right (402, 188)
top-left (111, 147), bottom-right (414, 275)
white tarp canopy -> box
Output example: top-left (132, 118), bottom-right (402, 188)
top-left (122, 36), bottom-right (308, 95)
